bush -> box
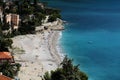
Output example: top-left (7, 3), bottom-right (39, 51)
top-left (43, 56), bottom-right (88, 80)
top-left (48, 13), bottom-right (61, 22)
top-left (0, 38), bottom-right (13, 51)
top-left (2, 23), bottom-right (10, 30)
top-left (0, 62), bottom-right (21, 78)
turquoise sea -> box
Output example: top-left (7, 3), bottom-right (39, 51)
top-left (41, 0), bottom-right (120, 80)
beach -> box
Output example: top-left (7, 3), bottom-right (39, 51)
top-left (12, 19), bottom-right (64, 80)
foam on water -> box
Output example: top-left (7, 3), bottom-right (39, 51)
top-left (56, 31), bottom-right (65, 60)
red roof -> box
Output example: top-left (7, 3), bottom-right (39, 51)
top-left (0, 75), bottom-right (12, 80)
top-left (0, 52), bottom-right (12, 59)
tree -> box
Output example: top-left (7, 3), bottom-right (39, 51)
top-left (33, 12), bottom-right (46, 25)
top-left (20, 1), bottom-right (35, 15)
top-left (0, 38), bottom-right (13, 51)
top-left (43, 56), bottom-right (88, 80)
top-left (0, 20), bottom-right (2, 35)
top-left (34, 0), bottom-right (38, 5)
top-left (48, 13), bottom-right (61, 22)
top-left (0, 62), bottom-right (21, 78)
top-left (2, 23), bottom-right (10, 30)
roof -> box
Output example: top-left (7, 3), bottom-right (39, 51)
top-left (0, 75), bottom-right (12, 80)
top-left (0, 52), bottom-right (12, 59)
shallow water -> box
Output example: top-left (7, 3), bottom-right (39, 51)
top-left (41, 0), bottom-right (120, 80)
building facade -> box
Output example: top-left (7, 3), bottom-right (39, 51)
top-left (0, 6), bottom-right (3, 23)
top-left (0, 74), bottom-right (12, 80)
top-left (0, 52), bottom-right (14, 64)
top-left (6, 14), bottom-right (19, 30)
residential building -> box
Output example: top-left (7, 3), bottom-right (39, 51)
top-left (0, 73), bottom-right (12, 80)
top-left (6, 14), bottom-right (11, 25)
top-left (6, 14), bottom-right (19, 30)
top-left (0, 6), bottom-right (3, 23)
top-left (11, 14), bottom-right (19, 30)
top-left (0, 52), bottom-right (14, 64)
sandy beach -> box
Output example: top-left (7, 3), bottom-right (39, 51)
top-left (11, 19), bottom-right (64, 80)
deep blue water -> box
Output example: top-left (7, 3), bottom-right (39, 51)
top-left (41, 0), bottom-right (120, 80)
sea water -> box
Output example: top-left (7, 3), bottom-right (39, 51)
top-left (41, 0), bottom-right (120, 80)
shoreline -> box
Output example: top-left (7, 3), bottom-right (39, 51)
top-left (12, 20), bottom-right (64, 79)
top-left (48, 31), bottom-right (63, 65)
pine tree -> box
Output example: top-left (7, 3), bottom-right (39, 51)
top-left (43, 56), bottom-right (88, 80)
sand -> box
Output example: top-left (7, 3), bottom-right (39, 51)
top-left (11, 19), bottom-right (64, 80)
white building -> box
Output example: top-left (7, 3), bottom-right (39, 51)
top-left (6, 13), bottom-right (20, 30)
top-left (0, 7), bottom-right (3, 23)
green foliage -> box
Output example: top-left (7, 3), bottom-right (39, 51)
top-left (0, 1), bottom-right (4, 6)
top-left (1, 23), bottom-right (10, 30)
top-left (43, 72), bottom-right (51, 80)
top-left (34, 0), bottom-right (39, 5)
top-left (0, 62), bottom-right (21, 78)
top-left (45, 8), bottom-right (61, 15)
top-left (0, 38), bottom-right (13, 51)
top-left (0, 0), bottom-right (62, 36)
top-left (51, 68), bottom-right (64, 80)
top-left (10, 6), bottom-right (18, 14)
top-left (1, 38), bottom-right (13, 47)
top-left (2, 32), bottom-right (12, 38)
top-left (11, 30), bottom-right (21, 36)
top-left (0, 21), bottom-right (13, 51)
top-left (18, 21), bottom-right (35, 35)
top-left (43, 56), bottom-right (88, 80)
top-left (33, 12), bottom-right (46, 25)
top-left (0, 21), bottom-right (2, 34)
top-left (21, 2), bottom-right (35, 14)
top-left (48, 13), bottom-right (61, 22)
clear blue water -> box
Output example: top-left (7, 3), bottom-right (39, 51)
top-left (41, 0), bottom-right (120, 80)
